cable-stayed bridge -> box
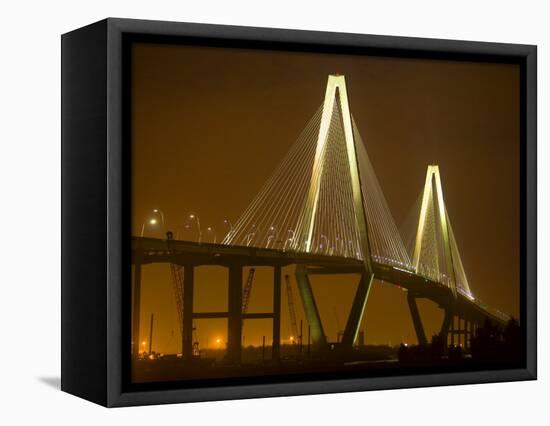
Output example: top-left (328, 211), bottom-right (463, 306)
top-left (131, 74), bottom-right (510, 362)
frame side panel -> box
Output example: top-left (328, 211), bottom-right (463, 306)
top-left (61, 19), bottom-right (108, 406)
top-left (525, 47), bottom-right (537, 378)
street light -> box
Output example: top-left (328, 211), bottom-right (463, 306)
top-left (320, 235), bottom-right (329, 254)
top-left (282, 229), bottom-right (295, 251)
top-left (331, 236), bottom-right (341, 256)
top-left (189, 214), bottom-right (202, 244)
top-left (266, 226), bottom-right (278, 248)
top-left (223, 219), bottom-right (233, 234)
top-left (245, 224), bottom-right (258, 246)
top-left (140, 218), bottom-right (158, 237)
top-left (206, 226), bottom-right (217, 243)
top-left (152, 208), bottom-right (166, 233)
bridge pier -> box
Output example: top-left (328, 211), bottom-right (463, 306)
top-left (445, 314), bottom-right (479, 349)
top-left (272, 265), bottom-right (282, 362)
top-left (227, 265), bottom-right (243, 363)
top-left (470, 321), bottom-right (477, 347)
top-left (341, 273), bottom-right (374, 348)
top-left (465, 320), bottom-right (472, 349)
top-left (182, 265), bottom-right (194, 359)
top-left (173, 262), bottom-right (281, 364)
top-left (440, 305), bottom-right (454, 346)
top-left (460, 318), bottom-right (466, 347)
top-left (295, 265), bottom-right (326, 350)
top-left (407, 293), bottom-right (428, 346)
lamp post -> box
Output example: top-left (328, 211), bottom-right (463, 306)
top-left (223, 219), bottom-right (233, 239)
top-left (331, 236), bottom-right (340, 256)
top-left (320, 234), bottom-right (329, 254)
top-left (335, 236), bottom-right (344, 256)
top-left (206, 227), bottom-right (217, 244)
top-left (266, 226), bottom-right (278, 248)
top-left (189, 214), bottom-right (202, 244)
top-left (245, 224), bottom-right (257, 246)
top-left (283, 229), bottom-right (295, 251)
top-left (152, 208), bottom-right (166, 233)
top-left (140, 218), bottom-right (158, 237)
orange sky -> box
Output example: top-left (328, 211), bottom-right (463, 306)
top-left (131, 42), bottom-right (520, 354)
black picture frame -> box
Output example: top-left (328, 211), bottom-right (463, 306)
top-left (61, 17), bottom-right (537, 407)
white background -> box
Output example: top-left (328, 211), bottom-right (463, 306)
top-left (0, 0), bottom-right (546, 424)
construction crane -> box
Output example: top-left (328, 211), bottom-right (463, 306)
top-left (285, 275), bottom-right (299, 343)
top-left (242, 268), bottom-right (255, 314)
top-left (169, 264), bottom-right (185, 336)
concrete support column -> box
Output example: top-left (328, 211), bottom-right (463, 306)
top-left (407, 293), bottom-right (428, 346)
top-left (440, 305), bottom-right (454, 347)
top-left (272, 265), bottom-right (281, 362)
top-left (227, 265), bottom-right (243, 363)
top-left (182, 265), bottom-right (194, 359)
top-left (295, 265), bottom-right (326, 350)
top-left (458, 318), bottom-right (463, 347)
top-left (132, 262), bottom-right (142, 358)
top-left (342, 273), bottom-right (374, 348)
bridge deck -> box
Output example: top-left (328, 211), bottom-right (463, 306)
top-left (131, 237), bottom-right (508, 326)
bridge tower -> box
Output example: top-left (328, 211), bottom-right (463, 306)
top-left (295, 74), bottom-right (375, 351)
top-left (413, 165), bottom-right (457, 297)
top-left (410, 165), bottom-right (461, 346)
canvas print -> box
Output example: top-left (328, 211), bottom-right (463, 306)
top-left (130, 42), bottom-right (521, 385)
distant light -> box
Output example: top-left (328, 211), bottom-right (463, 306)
top-left (153, 209), bottom-right (158, 213)
top-left (149, 219), bottom-right (157, 225)
top-left (141, 341), bottom-right (146, 346)
top-left (216, 338), bottom-right (221, 344)
top-left (207, 227), bottom-right (212, 231)
top-left (189, 214), bottom-right (195, 219)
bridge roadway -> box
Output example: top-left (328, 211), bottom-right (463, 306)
top-left (131, 236), bottom-right (508, 362)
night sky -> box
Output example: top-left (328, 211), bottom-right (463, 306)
top-left (131, 42), bottom-right (520, 353)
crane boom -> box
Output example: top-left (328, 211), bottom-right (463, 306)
top-left (285, 274), bottom-right (299, 341)
top-left (169, 264), bottom-right (185, 336)
top-left (242, 268), bottom-right (256, 314)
